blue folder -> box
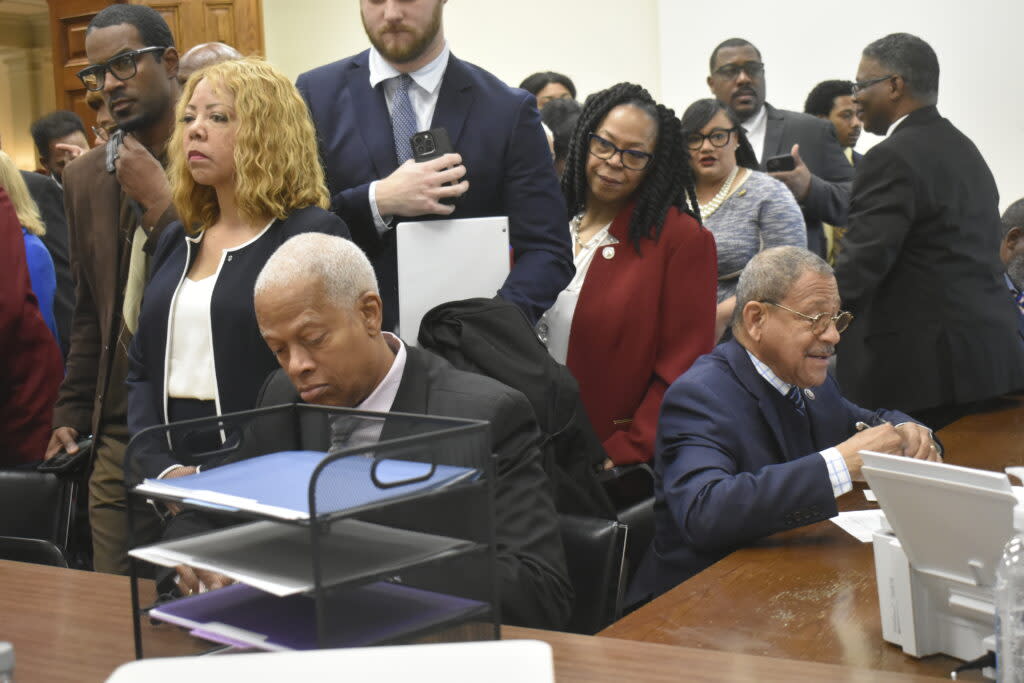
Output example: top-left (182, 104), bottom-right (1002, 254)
top-left (136, 451), bottom-right (478, 520)
top-left (150, 581), bottom-right (489, 651)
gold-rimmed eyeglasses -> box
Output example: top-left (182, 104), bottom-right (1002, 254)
top-left (762, 301), bottom-right (853, 335)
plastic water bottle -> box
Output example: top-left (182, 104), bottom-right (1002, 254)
top-left (996, 467), bottom-right (1024, 682)
top-left (0, 641), bottom-right (13, 683)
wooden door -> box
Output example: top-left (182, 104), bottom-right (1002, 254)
top-left (47, 0), bottom-right (263, 117)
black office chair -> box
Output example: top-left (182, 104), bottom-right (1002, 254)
top-left (597, 463), bottom-right (656, 587)
top-left (0, 536), bottom-right (69, 568)
top-left (0, 470), bottom-right (75, 565)
top-left (559, 514), bottom-right (628, 634)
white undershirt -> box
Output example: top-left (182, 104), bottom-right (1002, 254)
top-left (742, 105), bottom-right (768, 164)
top-left (537, 218), bottom-right (617, 364)
top-left (166, 275), bottom-right (217, 400)
top-left (886, 114), bottom-right (909, 137)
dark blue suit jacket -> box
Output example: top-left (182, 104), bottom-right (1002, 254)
top-left (628, 338), bottom-right (912, 602)
top-left (296, 50), bottom-right (573, 330)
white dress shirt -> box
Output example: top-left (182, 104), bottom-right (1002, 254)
top-left (334, 332), bottom-right (408, 449)
top-left (886, 114), bottom-right (910, 137)
top-left (537, 218), bottom-right (617, 364)
top-left (166, 275), bottom-right (217, 400)
top-left (366, 42), bottom-right (452, 233)
top-left (741, 105), bottom-right (768, 164)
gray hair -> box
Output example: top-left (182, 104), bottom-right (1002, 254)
top-left (733, 246), bottom-right (832, 333)
top-left (1002, 198), bottom-right (1024, 238)
top-left (862, 33), bottom-right (939, 100)
top-left (254, 233), bottom-right (378, 309)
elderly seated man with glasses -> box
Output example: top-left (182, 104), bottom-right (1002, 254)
top-left (627, 246), bottom-right (941, 604)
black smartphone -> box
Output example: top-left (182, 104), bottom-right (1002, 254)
top-left (765, 154), bottom-right (796, 172)
top-left (410, 128), bottom-right (457, 206)
top-left (37, 436), bottom-right (94, 475)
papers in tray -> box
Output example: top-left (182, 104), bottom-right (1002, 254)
top-left (130, 519), bottom-right (476, 596)
top-left (149, 581), bottom-right (489, 651)
top-left (134, 450), bottom-right (478, 520)
top-left (830, 509), bottom-right (888, 542)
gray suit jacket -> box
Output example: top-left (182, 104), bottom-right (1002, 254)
top-left (760, 104), bottom-right (854, 257)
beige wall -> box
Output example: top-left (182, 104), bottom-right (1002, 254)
top-left (264, 0), bottom-right (661, 101)
top-left (0, 12), bottom-right (53, 171)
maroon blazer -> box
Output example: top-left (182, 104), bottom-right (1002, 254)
top-left (0, 190), bottom-right (62, 465)
top-left (567, 204), bottom-right (717, 464)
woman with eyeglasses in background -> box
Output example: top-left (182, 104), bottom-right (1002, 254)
top-left (536, 83), bottom-right (717, 466)
top-left (681, 98), bottom-right (806, 341)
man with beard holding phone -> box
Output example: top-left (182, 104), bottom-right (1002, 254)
top-left (707, 38), bottom-right (853, 258)
top-left (297, 0), bottom-right (572, 332)
top-left (45, 4), bottom-right (180, 573)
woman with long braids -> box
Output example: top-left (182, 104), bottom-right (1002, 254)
top-left (681, 99), bottom-right (805, 341)
top-left (536, 83), bottom-right (717, 466)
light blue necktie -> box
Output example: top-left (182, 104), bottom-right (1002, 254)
top-left (391, 74), bottom-right (417, 164)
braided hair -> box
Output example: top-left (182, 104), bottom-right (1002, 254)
top-left (561, 82), bottom-right (699, 253)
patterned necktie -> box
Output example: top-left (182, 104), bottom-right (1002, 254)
top-left (1016, 289), bottom-right (1024, 317)
top-left (391, 74), bottom-right (417, 165)
top-left (786, 385), bottom-right (807, 417)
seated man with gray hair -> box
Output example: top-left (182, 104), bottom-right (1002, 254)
top-left (628, 246), bottom-right (940, 602)
top-left (248, 232), bottom-right (572, 629)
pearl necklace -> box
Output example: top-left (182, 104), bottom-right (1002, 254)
top-left (698, 166), bottom-right (740, 219)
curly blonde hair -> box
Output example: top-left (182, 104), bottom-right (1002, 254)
top-left (0, 152), bottom-right (45, 236)
top-left (168, 57), bottom-right (329, 233)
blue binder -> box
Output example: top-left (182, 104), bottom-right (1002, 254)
top-left (135, 451), bottom-right (478, 520)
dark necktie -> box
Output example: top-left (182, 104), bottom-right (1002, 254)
top-left (391, 74), bottom-right (417, 165)
top-left (786, 385), bottom-right (807, 417)
top-left (1016, 289), bottom-right (1024, 317)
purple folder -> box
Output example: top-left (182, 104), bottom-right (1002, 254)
top-left (150, 581), bottom-right (488, 651)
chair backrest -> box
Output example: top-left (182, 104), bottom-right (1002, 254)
top-left (0, 536), bottom-right (69, 568)
top-left (0, 470), bottom-right (74, 551)
top-left (617, 496), bottom-right (655, 586)
top-left (558, 514), bottom-right (628, 634)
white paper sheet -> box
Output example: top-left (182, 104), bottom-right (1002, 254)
top-left (831, 509), bottom-right (887, 542)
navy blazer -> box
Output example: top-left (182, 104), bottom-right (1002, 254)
top-left (628, 339), bottom-right (911, 602)
top-left (296, 50), bottom-right (573, 330)
top-left (126, 206), bottom-right (349, 476)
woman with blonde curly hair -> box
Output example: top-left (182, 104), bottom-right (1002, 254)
top-left (127, 58), bottom-right (349, 469)
top-left (0, 151), bottom-right (60, 344)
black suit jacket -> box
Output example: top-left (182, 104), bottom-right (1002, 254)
top-left (296, 50), bottom-right (573, 331)
top-left (760, 104), bottom-right (853, 257)
top-left (834, 106), bottom-right (1024, 412)
top-left (163, 345), bottom-right (572, 630)
top-left (20, 170), bottom-right (72, 356)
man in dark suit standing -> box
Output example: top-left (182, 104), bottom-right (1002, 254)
top-left (628, 247), bottom-right (938, 602)
top-left (707, 38), bottom-right (853, 257)
top-left (835, 33), bottom-right (1024, 428)
top-left (999, 198), bottom-right (1024, 345)
top-left (804, 79), bottom-right (863, 265)
top-left (297, 0), bottom-right (573, 332)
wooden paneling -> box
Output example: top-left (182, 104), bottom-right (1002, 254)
top-left (46, 0), bottom-right (263, 117)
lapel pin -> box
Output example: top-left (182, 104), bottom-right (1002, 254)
top-left (602, 246), bottom-right (615, 260)
top-left (803, 388), bottom-right (815, 400)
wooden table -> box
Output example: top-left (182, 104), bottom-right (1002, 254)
top-left (600, 395), bottom-right (1024, 679)
top-left (0, 559), bottom-right (949, 682)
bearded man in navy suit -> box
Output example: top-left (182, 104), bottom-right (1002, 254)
top-left (297, 0), bottom-right (572, 332)
top-left (628, 247), bottom-right (940, 603)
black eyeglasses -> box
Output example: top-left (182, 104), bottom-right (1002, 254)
top-left (712, 61), bottom-right (765, 80)
top-left (852, 74), bottom-right (894, 95)
top-left (588, 133), bottom-right (654, 171)
top-left (684, 127), bottom-right (737, 151)
top-left (761, 301), bottom-right (854, 335)
top-left (76, 47), bottom-right (166, 92)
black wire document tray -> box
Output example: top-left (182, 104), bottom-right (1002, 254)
top-left (124, 403), bottom-right (500, 658)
